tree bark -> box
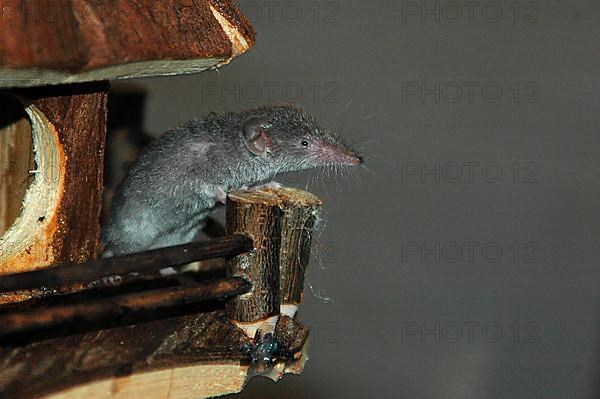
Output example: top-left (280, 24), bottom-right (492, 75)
top-left (0, 234), bottom-right (252, 293)
top-left (0, 0), bottom-right (255, 88)
top-left (0, 83), bottom-right (109, 301)
top-left (275, 188), bottom-right (322, 316)
top-left (225, 191), bottom-right (282, 323)
top-left (0, 277), bottom-right (251, 342)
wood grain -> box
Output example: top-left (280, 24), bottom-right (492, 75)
top-left (0, 0), bottom-right (255, 87)
top-left (0, 311), bottom-right (252, 398)
top-left (0, 82), bottom-right (109, 279)
top-left (226, 191), bottom-right (282, 323)
top-left (274, 188), bottom-right (323, 308)
top-left (0, 234), bottom-right (253, 293)
top-left (0, 277), bottom-right (251, 342)
top-left (0, 310), bottom-right (310, 398)
top-left (274, 315), bottom-right (311, 359)
top-left (0, 94), bottom-right (34, 236)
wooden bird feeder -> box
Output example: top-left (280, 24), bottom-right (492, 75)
top-left (0, 1), bottom-right (325, 397)
top-left (0, 0), bottom-right (254, 278)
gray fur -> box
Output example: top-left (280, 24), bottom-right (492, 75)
top-left (101, 104), bottom-right (362, 256)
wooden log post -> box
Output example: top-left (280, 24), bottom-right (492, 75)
top-left (225, 188), bottom-right (322, 335)
top-left (226, 191), bottom-right (282, 338)
top-left (276, 188), bottom-right (322, 318)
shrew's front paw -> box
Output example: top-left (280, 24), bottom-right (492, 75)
top-left (212, 186), bottom-right (228, 204)
top-left (243, 181), bottom-right (283, 192)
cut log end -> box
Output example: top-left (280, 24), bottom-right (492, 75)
top-left (264, 186), bottom-right (324, 207)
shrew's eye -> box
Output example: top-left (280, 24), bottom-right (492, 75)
top-left (301, 140), bottom-right (309, 147)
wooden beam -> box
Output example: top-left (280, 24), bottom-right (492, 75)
top-left (0, 311), bottom-right (252, 398)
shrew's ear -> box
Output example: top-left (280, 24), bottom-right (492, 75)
top-left (242, 116), bottom-right (272, 158)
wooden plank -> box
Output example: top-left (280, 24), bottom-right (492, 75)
top-left (0, 0), bottom-right (255, 87)
top-left (0, 311), bottom-right (251, 398)
top-left (0, 310), bottom-right (310, 398)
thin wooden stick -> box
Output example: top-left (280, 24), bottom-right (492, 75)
top-left (0, 235), bottom-right (253, 293)
top-left (0, 277), bottom-right (250, 341)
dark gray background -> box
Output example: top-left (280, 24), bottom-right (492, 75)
top-left (129, 0), bottom-right (600, 397)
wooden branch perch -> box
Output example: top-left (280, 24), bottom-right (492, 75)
top-left (0, 277), bottom-right (250, 343)
top-left (0, 234), bottom-right (252, 293)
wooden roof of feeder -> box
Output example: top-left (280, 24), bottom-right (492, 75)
top-left (0, 0), bottom-right (255, 88)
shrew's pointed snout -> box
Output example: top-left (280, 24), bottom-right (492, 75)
top-left (343, 147), bottom-right (364, 165)
top-left (312, 139), bottom-right (364, 166)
